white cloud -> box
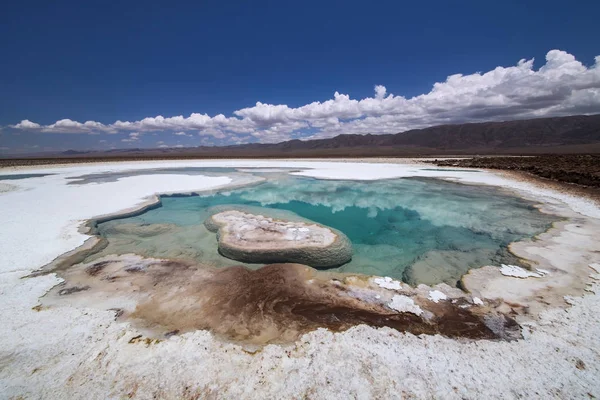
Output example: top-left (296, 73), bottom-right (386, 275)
top-left (158, 144), bottom-right (169, 148)
top-left (11, 120), bottom-right (41, 129)
top-left (44, 119), bottom-right (114, 134)
top-left (10, 50), bottom-right (600, 143)
top-left (121, 132), bottom-right (141, 142)
top-left (374, 85), bottom-right (387, 100)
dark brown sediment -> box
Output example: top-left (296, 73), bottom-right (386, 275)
top-left (430, 155), bottom-right (600, 190)
top-left (44, 257), bottom-right (519, 345)
top-left (85, 260), bottom-right (111, 276)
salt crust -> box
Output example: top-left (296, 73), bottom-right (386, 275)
top-left (1, 160), bottom-right (600, 398)
top-left (428, 290), bottom-right (448, 303)
top-left (499, 264), bottom-right (553, 279)
top-left (500, 264), bottom-right (545, 278)
top-left (205, 209), bottom-right (352, 266)
top-left (373, 276), bottom-right (402, 290)
top-left (388, 295), bottom-right (423, 315)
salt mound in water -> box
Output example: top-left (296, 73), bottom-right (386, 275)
top-left (205, 209), bottom-right (353, 268)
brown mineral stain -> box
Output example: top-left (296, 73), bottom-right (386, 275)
top-left (85, 260), bottom-right (112, 276)
top-left (128, 262), bottom-right (510, 343)
top-left (45, 256), bottom-right (519, 345)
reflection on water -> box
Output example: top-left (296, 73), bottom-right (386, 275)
top-left (88, 174), bottom-right (558, 286)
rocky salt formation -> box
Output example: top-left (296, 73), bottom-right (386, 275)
top-left (204, 209), bottom-right (352, 267)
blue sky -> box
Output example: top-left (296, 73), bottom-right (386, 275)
top-left (1, 0), bottom-right (599, 154)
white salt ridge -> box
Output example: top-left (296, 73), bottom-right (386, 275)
top-left (500, 264), bottom-right (544, 278)
top-left (373, 276), bottom-right (402, 290)
top-left (428, 290), bottom-right (447, 303)
top-left (388, 295), bottom-right (423, 316)
top-left (473, 297), bottom-right (484, 306)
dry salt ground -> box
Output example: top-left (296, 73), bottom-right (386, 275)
top-left (1, 159), bottom-right (600, 399)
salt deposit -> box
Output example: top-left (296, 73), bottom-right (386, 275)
top-left (204, 209), bottom-right (353, 267)
top-left (500, 264), bottom-right (545, 278)
top-left (373, 276), bottom-right (403, 290)
top-left (473, 297), bottom-right (484, 306)
top-left (428, 290), bottom-right (448, 303)
top-left (388, 295), bottom-right (423, 315)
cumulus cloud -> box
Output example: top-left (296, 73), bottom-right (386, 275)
top-left (12, 118), bottom-right (117, 134)
top-left (10, 50), bottom-right (600, 143)
top-left (121, 132), bottom-right (141, 142)
top-left (374, 85), bottom-right (387, 100)
top-left (11, 119), bottom-right (41, 129)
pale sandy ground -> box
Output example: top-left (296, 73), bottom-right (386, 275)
top-left (1, 159), bottom-right (599, 399)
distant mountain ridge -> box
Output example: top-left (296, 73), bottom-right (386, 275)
top-left (38, 113), bottom-right (600, 159)
top-left (246, 114), bottom-right (600, 152)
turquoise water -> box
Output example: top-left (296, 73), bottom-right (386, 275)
top-left (0, 173), bottom-right (52, 180)
top-left (92, 174), bottom-right (557, 285)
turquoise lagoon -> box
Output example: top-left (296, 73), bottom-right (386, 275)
top-left (89, 172), bottom-right (558, 286)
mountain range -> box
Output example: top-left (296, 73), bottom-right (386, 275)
top-left (6, 114), bottom-right (600, 160)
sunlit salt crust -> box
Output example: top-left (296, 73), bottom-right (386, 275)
top-left (428, 290), bottom-right (448, 303)
top-left (500, 264), bottom-right (545, 278)
top-left (1, 159), bottom-right (600, 398)
top-left (205, 209), bottom-right (353, 267)
top-left (388, 295), bottom-right (423, 316)
top-left (373, 276), bottom-right (403, 290)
